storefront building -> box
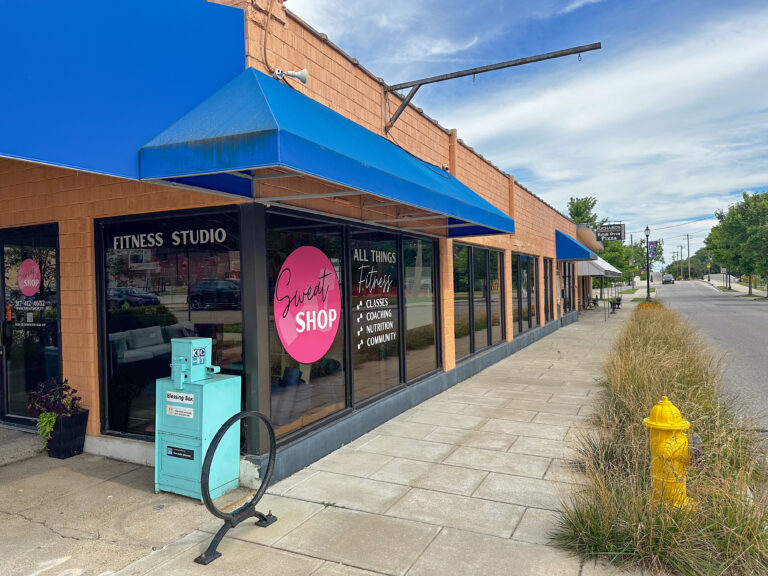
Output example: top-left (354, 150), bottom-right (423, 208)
top-left (0, 0), bottom-right (596, 479)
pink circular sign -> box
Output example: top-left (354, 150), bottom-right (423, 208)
top-left (18, 259), bottom-right (42, 297)
top-left (274, 246), bottom-right (341, 364)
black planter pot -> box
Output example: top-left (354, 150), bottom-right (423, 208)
top-left (47, 410), bottom-right (89, 459)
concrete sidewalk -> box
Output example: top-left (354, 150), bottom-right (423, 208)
top-left (0, 424), bottom-right (42, 467)
top-left (2, 304), bottom-right (639, 576)
top-left (702, 275), bottom-right (767, 297)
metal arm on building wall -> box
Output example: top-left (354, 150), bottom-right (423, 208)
top-left (383, 42), bottom-right (602, 133)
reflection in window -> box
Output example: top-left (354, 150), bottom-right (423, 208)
top-left (520, 257), bottom-right (530, 333)
top-left (473, 248), bottom-right (489, 350)
top-left (511, 256), bottom-right (520, 336)
top-left (530, 257), bottom-right (538, 327)
top-left (351, 230), bottom-right (400, 402)
top-left (404, 238), bottom-right (438, 381)
top-left (103, 211), bottom-right (242, 437)
top-left (490, 251), bottom-right (503, 343)
top-left (453, 245), bottom-right (471, 359)
top-left (543, 258), bottom-right (552, 321)
top-left (3, 228), bottom-right (60, 418)
top-left (266, 213), bottom-right (346, 437)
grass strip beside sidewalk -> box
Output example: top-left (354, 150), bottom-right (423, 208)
top-left (554, 303), bottom-right (768, 575)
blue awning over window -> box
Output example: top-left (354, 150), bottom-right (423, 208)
top-left (140, 68), bottom-right (515, 237)
top-left (556, 230), bottom-right (597, 261)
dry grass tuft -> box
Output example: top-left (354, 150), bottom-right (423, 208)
top-left (553, 305), bottom-right (768, 575)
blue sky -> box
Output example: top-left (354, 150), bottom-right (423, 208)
top-left (287, 0), bottom-right (768, 257)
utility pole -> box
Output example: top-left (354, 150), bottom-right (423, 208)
top-left (686, 234), bottom-right (691, 280)
top-left (680, 245), bottom-right (684, 279)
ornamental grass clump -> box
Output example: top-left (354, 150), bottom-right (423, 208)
top-left (553, 305), bottom-right (768, 575)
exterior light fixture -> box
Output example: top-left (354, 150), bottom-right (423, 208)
top-left (273, 68), bottom-right (308, 84)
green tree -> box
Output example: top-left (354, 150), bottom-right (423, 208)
top-left (705, 192), bottom-right (768, 294)
top-left (567, 197), bottom-right (606, 226)
top-left (738, 191), bottom-right (768, 293)
top-left (665, 248), bottom-right (710, 280)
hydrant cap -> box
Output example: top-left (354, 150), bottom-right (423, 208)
top-left (643, 396), bottom-right (690, 431)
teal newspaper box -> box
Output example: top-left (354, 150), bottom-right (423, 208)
top-left (155, 338), bottom-right (240, 501)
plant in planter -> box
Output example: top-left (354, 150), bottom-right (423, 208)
top-left (27, 378), bottom-right (89, 459)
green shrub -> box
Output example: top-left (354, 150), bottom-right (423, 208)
top-left (108, 305), bottom-right (177, 331)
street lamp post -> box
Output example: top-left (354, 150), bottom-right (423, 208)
top-left (645, 226), bottom-right (651, 301)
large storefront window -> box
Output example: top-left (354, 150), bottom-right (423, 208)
top-left (490, 251), bottom-right (503, 343)
top-left (351, 230), bottom-right (400, 402)
top-left (404, 238), bottom-right (438, 381)
top-left (453, 245), bottom-right (471, 359)
top-left (511, 256), bottom-right (520, 336)
top-left (544, 258), bottom-right (554, 321)
top-left (101, 210), bottom-right (242, 436)
top-left (266, 213), bottom-right (346, 437)
top-left (472, 248), bottom-right (489, 351)
top-left (530, 257), bottom-right (538, 327)
top-left (454, 244), bottom-right (504, 360)
top-left (511, 254), bottom-right (540, 334)
top-left (520, 257), bottom-right (531, 333)
top-left (562, 262), bottom-right (573, 312)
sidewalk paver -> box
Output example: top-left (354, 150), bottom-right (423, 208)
top-left (274, 506), bottom-right (441, 576)
top-left (407, 528), bottom-right (581, 576)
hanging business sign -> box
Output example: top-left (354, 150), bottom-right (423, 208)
top-left (18, 259), bottom-right (42, 297)
top-left (595, 224), bottom-right (625, 242)
top-left (273, 246), bottom-right (341, 364)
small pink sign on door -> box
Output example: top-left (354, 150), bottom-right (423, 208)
top-left (274, 246), bottom-right (341, 364)
top-left (18, 258), bottom-right (42, 297)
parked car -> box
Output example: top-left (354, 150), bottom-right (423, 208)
top-left (188, 280), bottom-right (241, 309)
top-left (107, 287), bottom-right (160, 308)
top-left (662, 274), bottom-right (674, 284)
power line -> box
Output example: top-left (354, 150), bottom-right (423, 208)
top-left (662, 228), bottom-right (711, 240)
top-left (629, 215), bottom-right (716, 234)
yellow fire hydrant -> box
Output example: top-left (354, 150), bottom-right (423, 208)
top-left (643, 396), bottom-right (693, 509)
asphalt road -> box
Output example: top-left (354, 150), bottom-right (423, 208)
top-left (655, 280), bottom-right (768, 428)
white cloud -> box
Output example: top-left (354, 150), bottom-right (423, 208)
top-left (285, 0), bottom-right (547, 79)
top-left (558, 0), bottom-right (607, 15)
top-left (430, 8), bottom-right (768, 252)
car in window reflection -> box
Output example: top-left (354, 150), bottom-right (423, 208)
top-left (107, 287), bottom-right (161, 308)
top-left (662, 274), bottom-right (675, 285)
top-left (188, 280), bottom-right (241, 310)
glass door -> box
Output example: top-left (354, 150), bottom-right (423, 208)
top-left (1, 224), bottom-right (61, 421)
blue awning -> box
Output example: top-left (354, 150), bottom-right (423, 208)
top-left (140, 68), bottom-right (515, 237)
top-left (556, 230), bottom-right (597, 261)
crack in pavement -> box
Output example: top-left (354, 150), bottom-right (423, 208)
top-left (0, 509), bottom-right (100, 542)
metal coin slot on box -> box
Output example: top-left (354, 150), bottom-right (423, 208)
top-left (155, 337), bottom-right (240, 501)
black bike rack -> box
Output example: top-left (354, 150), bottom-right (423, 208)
top-left (194, 410), bottom-right (278, 565)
